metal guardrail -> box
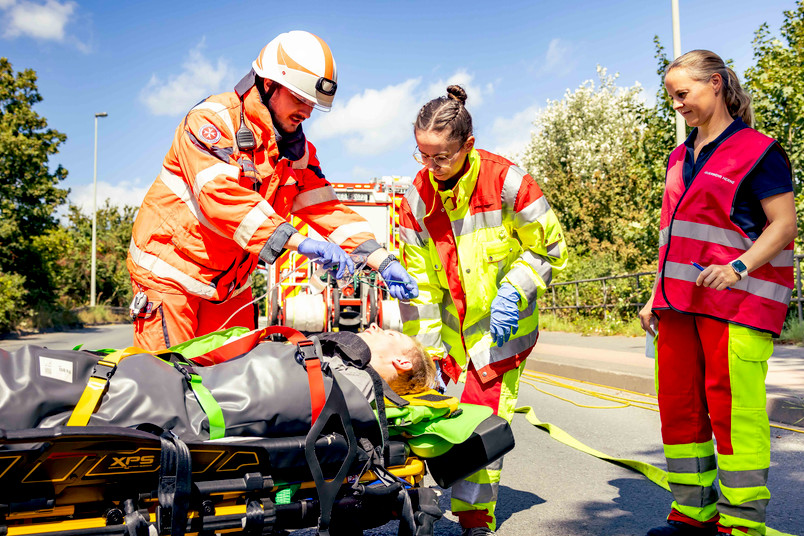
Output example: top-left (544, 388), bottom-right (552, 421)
top-left (543, 254), bottom-right (804, 322)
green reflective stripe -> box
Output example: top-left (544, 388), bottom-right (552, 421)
top-left (668, 482), bottom-right (719, 508)
top-left (719, 468), bottom-right (769, 489)
top-left (666, 455), bottom-right (717, 475)
top-left (671, 500), bottom-right (719, 524)
top-left (663, 441), bottom-right (715, 460)
top-left (188, 373), bottom-right (226, 440)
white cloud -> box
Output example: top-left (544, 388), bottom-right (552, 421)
top-left (141, 40), bottom-right (237, 117)
top-left (307, 69), bottom-right (491, 157)
top-left (488, 104), bottom-right (540, 164)
top-left (2, 0), bottom-right (76, 41)
top-left (541, 38), bottom-right (575, 76)
top-left (306, 78), bottom-right (423, 156)
top-left (69, 179), bottom-right (150, 216)
top-left (425, 69), bottom-right (494, 107)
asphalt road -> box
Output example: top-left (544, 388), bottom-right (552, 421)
top-left (1, 325), bottom-right (802, 536)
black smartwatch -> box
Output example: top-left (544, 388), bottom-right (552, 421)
top-left (378, 254), bottom-right (397, 274)
top-left (729, 259), bottom-right (748, 280)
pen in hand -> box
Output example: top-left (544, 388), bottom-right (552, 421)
top-left (691, 261), bottom-right (731, 290)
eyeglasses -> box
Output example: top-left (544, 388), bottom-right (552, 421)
top-left (412, 145), bottom-right (463, 168)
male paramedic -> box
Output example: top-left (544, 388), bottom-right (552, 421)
top-left (127, 31), bottom-right (418, 350)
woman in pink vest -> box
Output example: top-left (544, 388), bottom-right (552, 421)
top-left (639, 50), bottom-right (797, 536)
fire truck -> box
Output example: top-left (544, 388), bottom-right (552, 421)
top-left (265, 176), bottom-right (411, 333)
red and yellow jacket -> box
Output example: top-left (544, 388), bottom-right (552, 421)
top-left (398, 148), bottom-right (568, 383)
top-left (128, 83), bottom-right (380, 302)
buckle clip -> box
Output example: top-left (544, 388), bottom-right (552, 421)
top-left (91, 360), bottom-right (117, 381)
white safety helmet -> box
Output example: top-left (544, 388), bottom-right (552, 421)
top-left (253, 30), bottom-right (338, 112)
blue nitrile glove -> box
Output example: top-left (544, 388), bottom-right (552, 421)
top-left (297, 238), bottom-right (354, 280)
top-left (490, 283), bottom-right (521, 347)
top-left (380, 261), bottom-right (420, 300)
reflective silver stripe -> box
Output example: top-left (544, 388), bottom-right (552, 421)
top-left (664, 220), bottom-right (793, 267)
top-left (451, 479), bottom-right (498, 505)
top-left (291, 185), bottom-right (337, 211)
top-left (398, 225), bottom-right (425, 248)
top-left (328, 221), bottom-right (375, 245)
top-left (716, 498), bottom-right (768, 523)
top-left (664, 261), bottom-right (792, 304)
top-left (545, 240), bottom-right (562, 259)
top-left (233, 200), bottom-right (274, 248)
top-left (128, 239), bottom-right (216, 299)
top-left (666, 455), bottom-right (717, 475)
top-left (515, 196), bottom-right (550, 227)
top-left (718, 467), bottom-right (769, 489)
top-left (464, 299), bottom-right (537, 340)
top-left (404, 185), bottom-right (427, 220)
top-left (669, 482), bottom-right (719, 508)
top-left (195, 162), bottom-right (240, 193)
top-left (502, 165), bottom-right (525, 207)
top-left (486, 458), bottom-right (504, 472)
top-left (158, 167), bottom-right (227, 238)
top-left (441, 307), bottom-right (461, 333)
top-left (505, 265), bottom-right (539, 303)
top-left (471, 325), bottom-right (538, 370)
top-left (522, 250), bottom-right (553, 286)
top-left (190, 101), bottom-right (235, 136)
top-left (452, 209), bottom-right (502, 237)
top-left (400, 301), bottom-right (441, 322)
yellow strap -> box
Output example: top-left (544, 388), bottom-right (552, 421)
top-left (516, 406), bottom-right (798, 536)
top-left (66, 347), bottom-right (152, 426)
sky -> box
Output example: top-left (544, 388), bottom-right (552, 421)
top-left (0, 0), bottom-right (797, 215)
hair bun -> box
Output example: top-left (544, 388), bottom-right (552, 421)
top-left (446, 85), bottom-right (467, 105)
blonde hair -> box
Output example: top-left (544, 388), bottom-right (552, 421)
top-left (387, 335), bottom-right (437, 395)
top-left (666, 49), bottom-right (754, 127)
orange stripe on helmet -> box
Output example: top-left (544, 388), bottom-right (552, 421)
top-left (255, 44), bottom-right (268, 71)
top-left (276, 42), bottom-right (317, 77)
top-left (311, 33), bottom-right (335, 80)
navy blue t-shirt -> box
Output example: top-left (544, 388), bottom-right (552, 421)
top-left (682, 118), bottom-right (793, 240)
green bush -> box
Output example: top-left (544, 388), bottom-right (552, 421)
top-left (0, 272), bottom-right (27, 332)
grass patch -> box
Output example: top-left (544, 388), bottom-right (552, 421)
top-left (780, 317), bottom-right (804, 346)
top-left (75, 306), bottom-right (129, 326)
top-left (539, 312), bottom-right (644, 337)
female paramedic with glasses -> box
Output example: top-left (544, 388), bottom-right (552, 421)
top-left (638, 50), bottom-right (796, 536)
top-left (397, 85), bottom-right (568, 536)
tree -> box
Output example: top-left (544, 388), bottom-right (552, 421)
top-left (744, 1), bottom-right (804, 248)
top-left (0, 58), bottom-right (69, 311)
top-left (521, 66), bottom-right (669, 276)
top-left (34, 202), bottom-right (138, 309)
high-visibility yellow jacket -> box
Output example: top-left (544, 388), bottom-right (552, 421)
top-left (128, 83), bottom-right (380, 301)
top-left (398, 148), bottom-right (568, 383)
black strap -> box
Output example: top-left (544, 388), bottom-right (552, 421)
top-left (157, 431), bottom-right (192, 536)
top-left (123, 498), bottom-right (151, 536)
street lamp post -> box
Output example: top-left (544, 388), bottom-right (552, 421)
top-left (671, 0), bottom-right (686, 145)
top-left (90, 112), bottom-right (108, 307)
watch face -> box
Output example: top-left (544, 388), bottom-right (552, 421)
top-left (732, 260), bottom-right (747, 273)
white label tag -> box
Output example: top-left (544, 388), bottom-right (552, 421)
top-left (39, 356), bottom-right (74, 383)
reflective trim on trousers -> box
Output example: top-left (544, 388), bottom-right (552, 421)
top-left (668, 482), bottom-right (719, 509)
top-left (291, 184), bottom-right (338, 212)
top-left (663, 261), bottom-right (792, 304)
top-left (716, 498), bottom-right (769, 525)
top-left (128, 239), bottom-right (216, 299)
top-left (233, 200), bottom-right (275, 248)
top-left (718, 467), bottom-right (769, 489)
top-left (665, 455), bottom-right (717, 475)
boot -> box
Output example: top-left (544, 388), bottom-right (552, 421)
top-left (646, 520), bottom-right (718, 536)
top-left (461, 528), bottom-right (493, 536)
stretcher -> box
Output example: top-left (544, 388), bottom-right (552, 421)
top-left (0, 329), bottom-right (515, 536)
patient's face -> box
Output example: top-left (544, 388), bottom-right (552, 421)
top-left (358, 323), bottom-right (416, 381)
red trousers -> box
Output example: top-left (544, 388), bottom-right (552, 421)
top-left (132, 285), bottom-right (257, 351)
